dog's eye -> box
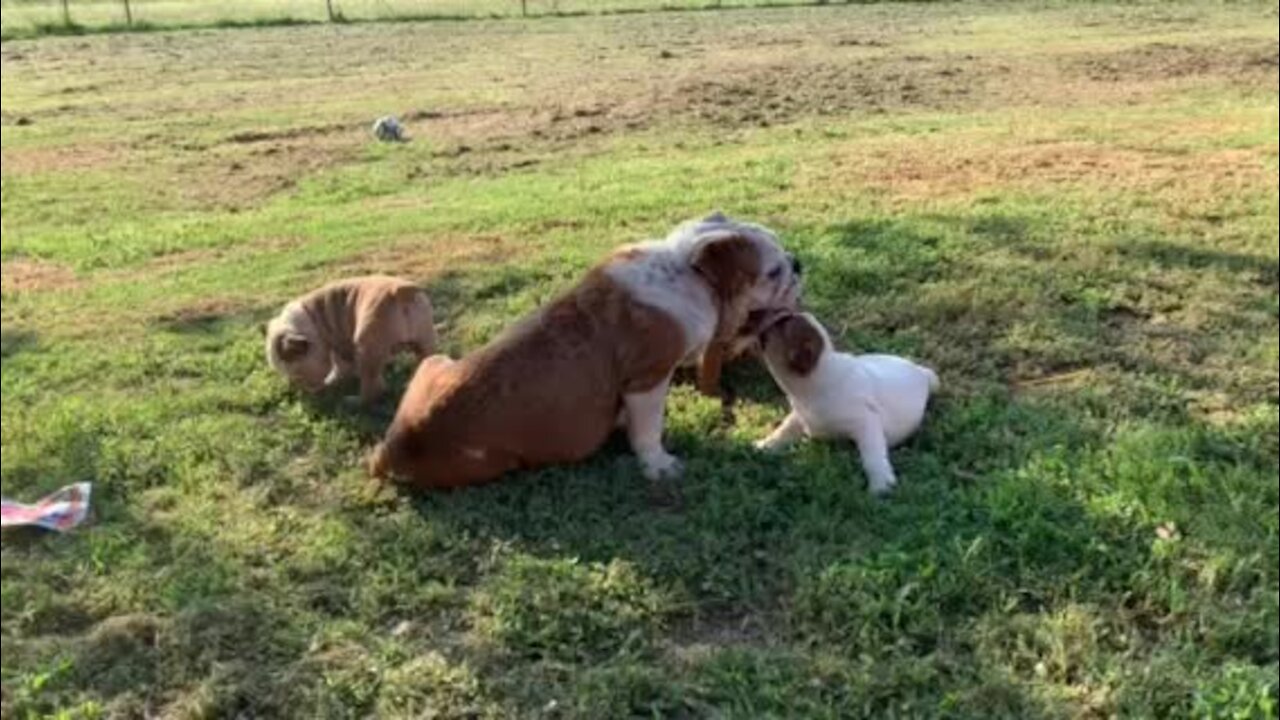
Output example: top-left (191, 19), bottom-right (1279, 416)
top-left (767, 265), bottom-right (783, 280)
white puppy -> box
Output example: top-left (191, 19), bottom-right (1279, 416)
top-left (754, 312), bottom-right (938, 494)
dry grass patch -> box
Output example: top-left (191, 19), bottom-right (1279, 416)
top-left (322, 233), bottom-right (524, 284)
top-left (1, 142), bottom-right (125, 175)
top-left (1, 258), bottom-right (80, 293)
top-left (1066, 39), bottom-right (1279, 83)
top-left (800, 137), bottom-right (1276, 204)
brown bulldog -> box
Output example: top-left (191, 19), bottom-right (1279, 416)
top-left (369, 213), bottom-right (801, 490)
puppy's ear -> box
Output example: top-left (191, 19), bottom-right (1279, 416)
top-left (742, 308), bottom-right (791, 338)
top-left (703, 210), bottom-right (728, 224)
top-left (692, 235), bottom-right (762, 303)
top-left (781, 317), bottom-right (823, 376)
top-left (274, 333), bottom-right (310, 362)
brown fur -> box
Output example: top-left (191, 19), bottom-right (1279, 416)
top-left (762, 313), bottom-right (824, 377)
top-left (372, 260), bottom-right (689, 489)
top-left (692, 237), bottom-right (764, 397)
top-left (267, 275), bottom-right (436, 404)
top-left (694, 235), bottom-right (764, 343)
top-left (696, 304), bottom-right (798, 398)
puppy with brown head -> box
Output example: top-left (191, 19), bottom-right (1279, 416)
top-left (372, 213), bottom-right (800, 490)
top-left (265, 275), bottom-right (436, 405)
top-left (755, 312), bottom-right (939, 495)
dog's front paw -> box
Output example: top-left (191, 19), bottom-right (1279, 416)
top-left (639, 450), bottom-right (683, 481)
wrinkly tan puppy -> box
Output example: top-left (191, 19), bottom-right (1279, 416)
top-left (265, 275), bottom-right (436, 404)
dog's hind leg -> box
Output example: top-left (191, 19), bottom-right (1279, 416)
top-left (355, 343), bottom-right (390, 405)
top-left (850, 418), bottom-right (896, 495)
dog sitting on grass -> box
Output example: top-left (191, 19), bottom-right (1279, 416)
top-left (265, 275), bottom-right (436, 405)
top-left (754, 311), bottom-right (938, 495)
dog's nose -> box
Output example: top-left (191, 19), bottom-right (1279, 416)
top-left (790, 254), bottom-right (802, 275)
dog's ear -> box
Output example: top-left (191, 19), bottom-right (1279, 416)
top-left (703, 210), bottom-right (728, 224)
top-left (696, 342), bottom-right (725, 397)
top-left (274, 333), bottom-right (310, 362)
top-left (692, 235), bottom-right (762, 303)
top-left (780, 316), bottom-right (823, 376)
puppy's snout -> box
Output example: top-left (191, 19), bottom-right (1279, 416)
top-left (789, 254), bottom-right (802, 275)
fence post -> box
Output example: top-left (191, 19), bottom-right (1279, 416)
top-left (520, 0), bottom-right (527, 17)
top-left (122, 0), bottom-right (132, 25)
top-left (325, 0), bottom-right (336, 21)
top-left (60, 0), bottom-right (71, 26)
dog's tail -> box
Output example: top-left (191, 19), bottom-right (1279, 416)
top-left (923, 366), bottom-right (940, 393)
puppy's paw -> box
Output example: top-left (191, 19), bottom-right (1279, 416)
top-left (754, 439), bottom-right (783, 453)
top-left (868, 477), bottom-right (897, 496)
top-left (639, 451), bottom-right (683, 481)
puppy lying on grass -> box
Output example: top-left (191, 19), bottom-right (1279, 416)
top-left (754, 311), bottom-right (938, 495)
top-left (265, 275), bottom-right (436, 405)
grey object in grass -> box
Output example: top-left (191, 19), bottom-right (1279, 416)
top-left (372, 116), bottom-right (406, 142)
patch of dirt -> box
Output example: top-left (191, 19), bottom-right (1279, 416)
top-left (1068, 40), bottom-right (1279, 82)
top-left (800, 141), bottom-right (1275, 203)
top-left (1, 143), bottom-right (123, 174)
top-left (390, 53), bottom-right (1000, 163)
top-left (224, 122), bottom-right (351, 144)
top-left (2, 258), bottom-right (80, 293)
top-left (177, 136), bottom-right (360, 210)
top-left (398, 38), bottom-right (1277, 161)
top-left (655, 53), bottom-right (998, 128)
top-left (411, 41), bottom-right (1226, 158)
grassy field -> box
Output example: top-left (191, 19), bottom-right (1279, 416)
top-left (2, 1), bottom-right (1278, 717)
top-left (0, 0), bottom-right (823, 39)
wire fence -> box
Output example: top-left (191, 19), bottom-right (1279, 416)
top-left (1, 0), bottom-right (863, 37)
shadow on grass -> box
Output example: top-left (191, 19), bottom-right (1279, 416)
top-left (1, 328), bottom-right (38, 358)
top-left (8, 208), bottom-right (1271, 716)
top-left (373, 208), bottom-right (1274, 712)
top-left (2, 506), bottom-right (313, 717)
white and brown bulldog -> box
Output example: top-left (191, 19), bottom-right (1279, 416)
top-left (370, 213), bottom-right (801, 490)
top-left (265, 275), bottom-right (436, 405)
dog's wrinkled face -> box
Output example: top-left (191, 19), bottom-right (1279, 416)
top-left (760, 312), bottom-right (830, 376)
top-left (686, 214), bottom-right (802, 320)
top-left (265, 309), bottom-right (330, 391)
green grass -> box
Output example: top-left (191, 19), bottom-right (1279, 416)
top-left (3, 2), bottom-right (1278, 717)
top-left (0, 0), bottom-right (895, 40)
